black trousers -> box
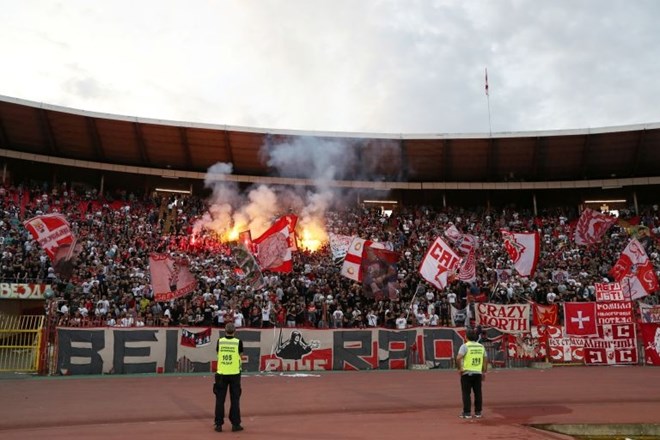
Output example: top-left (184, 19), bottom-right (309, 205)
top-left (214, 373), bottom-right (241, 426)
top-left (460, 374), bottom-right (483, 414)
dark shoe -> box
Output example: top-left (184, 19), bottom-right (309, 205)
top-left (231, 425), bottom-right (244, 432)
top-left (214, 425), bottom-right (222, 432)
top-left (458, 413), bottom-right (472, 419)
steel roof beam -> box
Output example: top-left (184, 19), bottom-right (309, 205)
top-left (178, 127), bottom-right (193, 169)
top-left (132, 122), bottom-right (150, 164)
top-left (37, 108), bottom-right (58, 154)
top-left (85, 117), bottom-right (105, 161)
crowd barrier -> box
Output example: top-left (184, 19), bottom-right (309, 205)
top-left (0, 315), bottom-right (45, 373)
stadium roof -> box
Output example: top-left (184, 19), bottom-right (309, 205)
top-left (1, 95), bottom-right (660, 186)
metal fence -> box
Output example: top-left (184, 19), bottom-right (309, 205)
top-left (0, 315), bottom-right (45, 373)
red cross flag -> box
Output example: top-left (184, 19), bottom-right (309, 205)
top-left (418, 237), bottom-right (461, 290)
top-left (563, 302), bottom-right (598, 337)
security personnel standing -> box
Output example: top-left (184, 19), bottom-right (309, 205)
top-left (456, 329), bottom-right (488, 419)
top-left (214, 323), bottom-right (244, 432)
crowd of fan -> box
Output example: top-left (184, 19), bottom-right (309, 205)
top-left (1, 181), bottom-right (659, 331)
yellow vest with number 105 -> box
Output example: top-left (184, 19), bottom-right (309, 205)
top-left (463, 341), bottom-right (485, 373)
top-left (217, 337), bottom-right (241, 375)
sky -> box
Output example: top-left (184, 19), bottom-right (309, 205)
top-left (1, 0), bottom-right (660, 135)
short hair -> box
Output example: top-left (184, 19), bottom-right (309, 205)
top-left (225, 323), bottom-right (236, 335)
top-left (466, 329), bottom-right (478, 341)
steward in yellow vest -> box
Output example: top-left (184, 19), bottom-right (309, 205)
top-left (456, 329), bottom-right (488, 419)
top-left (213, 323), bottom-right (244, 432)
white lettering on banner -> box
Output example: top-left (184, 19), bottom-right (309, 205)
top-left (571, 311), bottom-right (591, 329)
top-left (596, 302), bottom-right (633, 325)
top-left (0, 283), bottom-right (47, 300)
top-left (476, 303), bottom-right (530, 333)
top-left (595, 282), bottom-right (624, 302)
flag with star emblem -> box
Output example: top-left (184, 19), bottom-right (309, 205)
top-left (532, 302), bottom-right (558, 326)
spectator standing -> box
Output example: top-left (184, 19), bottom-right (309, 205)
top-left (456, 329), bottom-right (488, 419)
top-left (213, 323), bottom-right (244, 432)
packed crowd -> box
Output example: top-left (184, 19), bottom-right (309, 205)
top-left (1, 180), bottom-right (659, 331)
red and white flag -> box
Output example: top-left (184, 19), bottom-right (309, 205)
top-left (24, 213), bottom-right (80, 278)
top-left (640, 323), bottom-right (660, 366)
top-left (181, 327), bottom-right (212, 348)
top-left (444, 224), bottom-right (478, 255)
top-left (563, 302), bottom-right (598, 337)
top-left (573, 208), bottom-right (617, 246)
top-left (500, 230), bottom-right (540, 277)
top-left (149, 253), bottom-right (197, 302)
top-left (253, 215), bottom-right (298, 273)
top-left (418, 237), bottom-right (461, 290)
top-left (341, 237), bottom-right (368, 281)
top-left (609, 238), bottom-right (658, 300)
top-left (23, 213), bottom-right (75, 260)
top-left (340, 237), bottom-right (389, 281)
top-left (458, 249), bottom-right (476, 282)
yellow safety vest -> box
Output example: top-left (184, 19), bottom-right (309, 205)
top-left (463, 341), bottom-right (485, 373)
top-left (217, 337), bottom-right (241, 375)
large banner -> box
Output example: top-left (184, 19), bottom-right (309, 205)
top-left (595, 301), bottom-right (634, 325)
top-left (594, 282), bottom-right (625, 302)
top-left (0, 283), bottom-right (49, 300)
top-left (506, 327), bottom-right (547, 360)
top-left (546, 325), bottom-right (585, 364)
top-left (55, 327), bottom-right (474, 375)
top-left (640, 323), bottom-right (660, 366)
top-left (475, 303), bottom-right (530, 333)
top-left (583, 323), bottom-right (638, 365)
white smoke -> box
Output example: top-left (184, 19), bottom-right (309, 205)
top-left (195, 136), bottom-right (402, 245)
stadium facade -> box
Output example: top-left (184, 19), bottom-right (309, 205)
top-left (1, 95), bottom-right (660, 212)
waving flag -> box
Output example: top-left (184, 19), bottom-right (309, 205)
top-left (329, 233), bottom-right (353, 263)
top-left (340, 237), bottom-right (389, 281)
top-left (419, 237), bottom-right (461, 290)
top-left (150, 253), bottom-right (197, 302)
top-left (24, 214), bottom-right (75, 260)
top-left (574, 209), bottom-right (617, 245)
top-left (458, 249), bottom-right (476, 282)
top-left (609, 238), bottom-right (658, 300)
top-left (24, 213), bottom-right (80, 278)
top-left (253, 215), bottom-right (298, 273)
top-left (444, 224), bottom-right (478, 255)
top-left (232, 244), bottom-right (265, 291)
top-left (361, 247), bottom-right (401, 300)
top-left (500, 230), bottom-right (540, 277)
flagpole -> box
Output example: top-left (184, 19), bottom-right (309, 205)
top-left (485, 67), bottom-right (492, 137)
